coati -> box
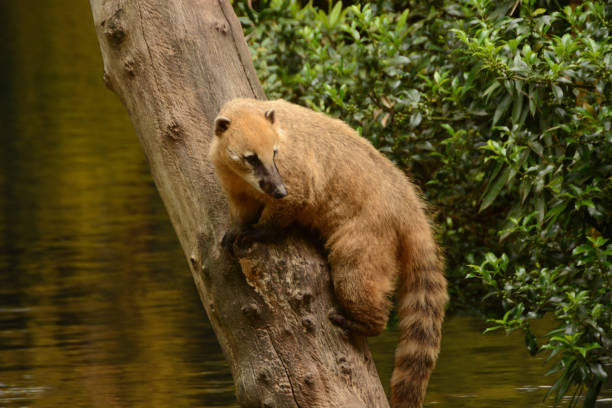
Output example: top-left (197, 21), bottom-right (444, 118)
top-left (208, 98), bottom-right (448, 408)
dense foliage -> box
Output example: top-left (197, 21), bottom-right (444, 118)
top-left (236, 0), bottom-right (611, 405)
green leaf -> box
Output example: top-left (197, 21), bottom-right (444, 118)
top-left (528, 140), bottom-right (543, 157)
top-left (441, 123), bottom-right (455, 136)
top-left (587, 236), bottom-right (608, 247)
top-left (409, 112), bottom-right (423, 129)
top-left (519, 178), bottom-right (532, 203)
top-left (535, 196), bottom-right (546, 227)
top-left (483, 81), bottom-right (501, 99)
top-left (584, 380), bottom-right (603, 408)
top-left (480, 167), bottom-right (511, 211)
top-left (546, 203), bottom-right (566, 221)
top-left (533, 8), bottom-right (547, 16)
top-left (590, 364), bottom-right (608, 382)
top-left (328, 2), bottom-right (343, 28)
top-left (551, 372), bottom-right (572, 404)
top-left (493, 94), bottom-right (512, 126)
top-left (525, 328), bottom-right (539, 356)
top-left (396, 9), bottom-right (409, 32)
top-left (484, 325), bottom-right (503, 334)
top-left (528, 85), bottom-right (538, 116)
top-left (511, 92), bottom-right (524, 125)
top-left (551, 84), bottom-right (563, 101)
top-left (485, 252), bottom-right (498, 265)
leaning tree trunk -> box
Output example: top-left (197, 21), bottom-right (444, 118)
top-left (89, 1), bottom-right (389, 407)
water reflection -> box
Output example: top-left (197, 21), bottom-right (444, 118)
top-left (0, 1), bottom-right (609, 407)
top-left (369, 318), bottom-right (591, 407)
top-left (0, 1), bottom-right (236, 407)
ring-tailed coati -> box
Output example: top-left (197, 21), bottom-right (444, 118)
top-left (208, 98), bottom-right (448, 408)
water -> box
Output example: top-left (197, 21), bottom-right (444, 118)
top-left (0, 1), bottom-right (609, 407)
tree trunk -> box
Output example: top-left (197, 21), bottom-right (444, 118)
top-left (89, 1), bottom-right (389, 407)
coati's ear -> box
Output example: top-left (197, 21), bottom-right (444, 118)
top-left (264, 109), bottom-right (275, 124)
top-left (214, 116), bottom-right (231, 137)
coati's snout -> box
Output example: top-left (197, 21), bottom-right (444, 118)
top-left (258, 168), bottom-right (287, 199)
top-left (260, 180), bottom-right (287, 199)
top-left (250, 153), bottom-right (287, 199)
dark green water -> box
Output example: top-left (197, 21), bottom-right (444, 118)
top-left (0, 2), bottom-right (609, 407)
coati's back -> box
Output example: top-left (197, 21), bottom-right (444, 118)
top-left (211, 98), bottom-right (447, 408)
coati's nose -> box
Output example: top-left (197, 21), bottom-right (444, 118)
top-left (259, 180), bottom-right (287, 199)
top-left (272, 184), bottom-right (288, 199)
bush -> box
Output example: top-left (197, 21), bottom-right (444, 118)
top-left (236, 0), bottom-right (611, 405)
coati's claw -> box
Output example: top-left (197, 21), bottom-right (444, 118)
top-left (221, 229), bottom-right (239, 254)
top-left (240, 226), bottom-right (277, 242)
top-left (221, 227), bottom-right (278, 257)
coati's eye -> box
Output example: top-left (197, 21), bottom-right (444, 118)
top-left (244, 154), bottom-right (260, 167)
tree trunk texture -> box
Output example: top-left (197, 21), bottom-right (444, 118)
top-left (89, 1), bottom-right (390, 407)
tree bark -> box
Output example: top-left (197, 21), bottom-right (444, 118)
top-left (89, 1), bottom-right (389, 407)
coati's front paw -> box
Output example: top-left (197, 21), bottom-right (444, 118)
top-left (240, 226), bottom-right (277, 242)
top-left (221, 229), bottom-right (240, 253)
top-left (221, 228), bottom-right (254, 257)
top-left (221, 226), bottom-right (277, 257)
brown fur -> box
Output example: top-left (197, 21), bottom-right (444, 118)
top-left (209, 98), bottom-right (448, 408)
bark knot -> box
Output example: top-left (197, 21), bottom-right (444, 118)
top-left (257, 370), bottom-right (270, 384)
top-left (103, 8), bottom-right (126, 46)
top-left (337, 356), bottom-right (353, 377)
top-left (214, 21), bottom-right (229, 34)
top-left (290, 290), bottom-right (313, 312)
top-left (301, 315), bottom-right (315, 333)
top-left (102, 71), bottom-right (114, 92)
top-left (304, 373), bottom-right (315, 386)
top-left (166, 120), bottom-right (183, 141)
top-left (241, 303), bottom-right (261, 322)
top-left (123, 58), bottom-right (136, 76)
